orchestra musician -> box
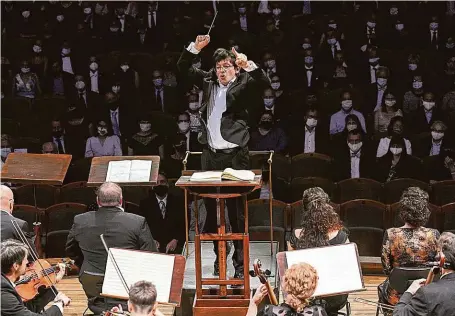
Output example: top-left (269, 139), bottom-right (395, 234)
top-left (393, 232), bottom-right (455, 316)
top-left (1, 239), bottom-right (71, 316)
top-left (177, 33), bottom-right (270, 279)
top-left (246, 262), bottom-right (326, 316)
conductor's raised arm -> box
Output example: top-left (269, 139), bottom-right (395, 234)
top-left (231, 47), bottom-right (270, 89)
top-left (177, 35), bottom-right (212, 80)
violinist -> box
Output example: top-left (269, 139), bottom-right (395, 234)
top-left (1, 239), bottom-right (71, 316)
top-left (393, 232), bottom-right (455, 316)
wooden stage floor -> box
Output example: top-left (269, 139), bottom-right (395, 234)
top-left (54, 275), bottom-right (386, 316)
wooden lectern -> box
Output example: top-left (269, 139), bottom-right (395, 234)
top-left (175, 170), bottom-right (262, 316)
top-left (1, 153), bottom-right (72, 257)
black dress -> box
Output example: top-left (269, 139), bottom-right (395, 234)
top-left (129, 133), bottom-right (163, 155)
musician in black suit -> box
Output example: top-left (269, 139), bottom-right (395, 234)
top-left (1, 240), bottom-right (71, 316)
top-left (393, 232), bottom-right (455, 316)
top-left (177, 34), bottom-right (269, 278)
top-left (65, 182), bottom-right (157, 274)
top-left (139, 173), bottom-right (185, 254)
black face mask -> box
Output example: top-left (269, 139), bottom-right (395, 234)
top-left (154, 185), bottom-right (168, 197)
top-left (259, 121), bottom-right (272, 130)
top-left (52, 130), bottom-right (62, 137)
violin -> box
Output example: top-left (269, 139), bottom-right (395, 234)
top-left (15, 258), bottom-right (74, 302)
top-left (425, 256), bottom-right (446, 285)
top-left (251, 259), bottom-right (278, 305)
top-left (102, 311), bottom-right (131, 316)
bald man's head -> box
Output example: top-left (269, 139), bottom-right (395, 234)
top-left (0, 185), bottom-right (14, 213)
top-left (42, 142), bottom-right (57, 154)
top-left (97, 182), bottom-right (123, 207)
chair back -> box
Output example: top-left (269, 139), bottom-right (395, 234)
top-left (340, 199), bottom-right (387, 229)
top-left (125, 201), bottom-right (141, 216)
top-left (432, 180), bottom-right (455, 206)
top-left (45, 230), bottom-right (69, 258)
top-left (247, 199), bottom-right (286, 228)
top-left (382, 178), bottom-right (430, 204)
top-left (59, 181), bottom-right (97, 206)
top-left (348, 227), bottom-right (384, 257)
top-left (272, 154), bottom-right (291, 182)
top-left (388, 267), bottom-right (431, 294)
top-left (442, 203), bottom-right (455, 232)
top-left (291, 153), bottom-right (332, 179)
top-left (12, 205), bottom-right (43, 232)
top-left (14, 184), bottom-right (57, 208)
top-left (290, 177), bottom-right (336, 202)
top-left (123, 186), bottom-right (150, 205)
top-left (45, 203), bottom-right (87, 233)
top-left (336, 178), bottom-right (382, 203)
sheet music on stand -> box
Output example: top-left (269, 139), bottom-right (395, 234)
top-left (284, 243), bottom-right (365, 297)
top-left (102, 248), bottom-right (175, 303)
top-left (106, 160), bottom-right (152, 183)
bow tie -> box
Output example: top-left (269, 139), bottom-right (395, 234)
top-left (351, 152), bottom-right (360, 158)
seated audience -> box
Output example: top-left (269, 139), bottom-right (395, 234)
top-left (414, 120), bottom-right (451, 158)
top-left (409, 91), bottom-right (445, 135)
top-left (85, 119), bottom-right (122, 157)
top-left (378, 187), bottom-right (440, 307)
top-left (128, 114), bottom-right (164, 158)
top-left (249, 111), bottom-right (288, 153)
top-left (376, 116), bottom-right (412, 158)
top-left (330, 90), bottom-right (367, 135)
top-left (373, 92), bottom-right (403, 139)
top-left (13, 60), bottom-right (41, 100)
top-left (424, 148), bottom-right (455, 182)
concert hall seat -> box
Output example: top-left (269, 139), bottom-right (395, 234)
top-left (44, 203), bottom-right (87, 233)
top-left (348, 227), bottom-right (383, 257)
top-left (12, 205), bottom-right (44, 233)
top-left (441, 203), bottom-right (455, 232)
top-left (45, 230), bottom-right (69, 258)
top-left (1, 118), bottom-right (19, 136)
top-left (272, 153), bottom-right (291, 182)
top-left (431, 180), bottom-right (455, 206)
top-left (290, 200), bottom-right (340, 231)
top-left (336, 178), bottom-right (382, 203)
top-left (290, 177), bottom-right (336, 203)
top-left (247, 199), bottom-right (287, 251)
top-left (291, 153), bottom-right (332, 179)
top-left (389, 202), bottom-right (442, 231)
top-left (382, 178), bottom-right (430, 204)
top-left (340, 199), bottom-right (387, 229)
top-left (64, 158), bottom-right (93, 183)
top-left (14, 184), bottom-right (58, 208)
top-left (125, 201), bottom-right (141, 216)
top-left (59, 181), bottom-right (97, 206)
top-left (123, 186), bottom-right (150, 205)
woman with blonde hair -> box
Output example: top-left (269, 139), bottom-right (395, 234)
top-left (246, 262), bottom-right (323, 316)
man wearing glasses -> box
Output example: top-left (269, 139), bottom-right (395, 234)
top-left (177, 34), bottom-right (270, 280)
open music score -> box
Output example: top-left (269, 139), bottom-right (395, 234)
top-left (106, 160), bottom-right (152, 183)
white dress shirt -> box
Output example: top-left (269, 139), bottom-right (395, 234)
top-left (425, 110), bottom-right (433, 123)
top-left (90, 71), bottom-right (99, 93)
top-left (304, 127), bottom-right (316, 153)
top-left (330, 42), bottom-right (341, 58)
top-left (156, 194), bottom-right (168, 218)
top-left (350, 149), bottom-right (361, 178)
top-left (430, 140), bottom-right (441, 156)
top-left (330, 109), bottom-right (367, 135)
top-left (376, 137), bottom-right (412, 157)
top-left (53, 136), bottom-right (66, 154)
top-left (305, 66), bottom-right (313, 87)
top-left (374, 86), bottom-right (386, 112)
top-left (119, 16), bottom-right (125, 32)
top-left (62, 56), bottom-right (74, 74)
top-left (110, 108), bottom-right (121, 136)
top-left (370, 65), bottom-right (379, 83)
top-left (239, 15), bottom-right (248, 31)
top-left (155, 88), bottom-right (164, 110)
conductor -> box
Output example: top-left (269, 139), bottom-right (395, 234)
top-left (177, 34), bottom-right (270, 279)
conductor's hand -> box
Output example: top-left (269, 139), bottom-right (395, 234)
top-left (194, 35), bottom-right (210, 51)
top-left (54, 292), bottom-right (71, 307)
top-left (232, 47), bottom-right (248, 69)
top-left (406, 278), bottom-right (426, 295)
top-left (252, 284), bottom-right (268, 306)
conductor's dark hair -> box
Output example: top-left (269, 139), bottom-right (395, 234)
top-left (213, 48), bottom-right (236, 66)
top-left (1, 240), bottom-right (28, 274)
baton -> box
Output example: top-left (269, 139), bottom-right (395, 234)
top-left (207, 10), bottom-right (218, 35)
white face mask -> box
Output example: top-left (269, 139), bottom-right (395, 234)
top-left (348, 142), bottom-right (362, 153)
top-left (341, 100), bottom-right (353, 111)
top-left (139, 123), bottom-right (151, 132)
top-left (395, 23), bottom-right (404, 31)
top-left (62, 48), bottom-right (71, 55)
top-left (112, 86), bottom-right (120, 93)
top-left (430, 22), bottom-right (439, 30)
top-left (192, 62), bottom-right (201, 69)
top-left (33, 45), bottom-right (42, 53)
top-left (302, 43), bottom-right (311, 49)
top-left (238, 7), bottom-right (246, 14)
top-left (264, 98), bottom-right (274, 108)
top-left (271, 82), bottom-right (280, 90)
top-left (89, 62), bottom-right (98, 71)
top-left (327, 38), bottom-right (337, 45)
top-left (390, 147), bottom-right (402, 155)
top-left (346, 123), bottom-right (357, 131)
top-left (328, 23), bottom-right (337, 29)
top-left (84, 7), bottom-right (92, 14)
top-left (75, 81), bottom-right (85, 90)
top-left (408, 63), bottom-right (418, 71)
top-left (413, 81), bottom-right (423, 89)
top-left (178, 122), bottom-right (190, 132)
top-left (189, 102), bottom-right (200, 111)
top-left (306, 118), bottom-right (317, 128)
top-left (377, 78), bottom-right (387, 86)
top-left (367, 21), bottom-right (376, 28)
top-left (266, 60), bottom-right (276, 69)
top-left (56, 15), bottom-right (64, 22)
top-left (22, 11), bottom-right (30, 18)
top-left (369, 57), bottom-right (380, 64)
top-left (390, 7), bottom-right (398, 15)
top-left (21, 67), bottom-right (30, 74)
top-left (304, 56), bottom-right (313, 64)
top-left (97, 127), bottom-right (107, 136)
top-left (431, 131), bottom-right (444, 141)
top-left (272, 8), bottom-right (281, 16)
top-left (423, 101), bottom-right (435, 110)
top-left (120, 65), bottom-right (129, 72)
top-left (153, 78), bottom-right (163, 86)
top-left (385, 100), bottom-right (396, 107)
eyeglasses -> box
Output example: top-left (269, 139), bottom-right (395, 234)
top-left (216, 65), bottom-right (234, 72)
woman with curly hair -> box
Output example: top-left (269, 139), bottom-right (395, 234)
top-left (378, 187), bottom-right (440, 310)
top-left (246, 263), bottom-right (320, 316)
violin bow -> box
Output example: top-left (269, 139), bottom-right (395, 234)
top-left (100, 234), bottom-right (130, 295)
top-left (11, 219), bottom-right (59, 297)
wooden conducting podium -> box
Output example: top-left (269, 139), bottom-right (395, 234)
top-left (175, 170), bottom-right (262, 316)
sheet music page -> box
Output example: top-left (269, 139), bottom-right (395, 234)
top-left (285, 243), bottom-right (363, 297)
top-left (102, 248), bottom-right (175, 302)
top-left (189, 171), bottom-right (222, 182)
top-left (106, 160), bottom-right (132, 182)
top-left (129, 160), bottom-right (152, 182)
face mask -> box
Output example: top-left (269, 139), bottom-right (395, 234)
top-left (346, 123), bottom-right (357, 131)
top-left (139, 123), bottom-right (151, 132)
top-left (1, 147), bottom-right (12, 158)
top-left (21, 67), bottom-right (30, 74)
top-left (22, 11), bottom-right (30, 18)
top-left (447, 42), bottom-right (455, 49)
top-left (348, 142), bottom-right (362, 152)
top-left (112, 86), bottom-right (120, 93)
top-left (97, 127), bottom-right (107, 136)
top-left (367, 21), bottom-right (376, 28)
top-left (264, 98), bottom-right (274, 108)
top-left (56, 15), bottom-right (64, 22)
top-left (110, 27), bottom-right (119, 32)
top-left (430, 22), bottom-right (438, 30)
top-left (192, 62), bottom-right (201, 69)
top-left (408, 63), bottom-right (418, 71)
top-left (120, 65), bottom-right (129, 72)
top-left (395, 23), bottom-right (404, 31)
top-left (431, 131), bottom-right (444, 141)
top-left (178, 122), bottom-right (190, 132)
top-left (153, 78), bottom-right (163, 86)
top-left (266, 60), bottom-right (276, 69)
top-left (259, 120), bottom-right (273, 130)
top-left (390, 147), bottom-right (402, 155)
top-left (90, 62), bottom-right (98, 71)
top-left (377, 78), bottom-right (387, 86)
top-left (238, 7), bottom-right (246, 14)
top-left (306, 118), bottom-right (317, 128)
top-left (271, 82), bottom-right (280, 90)
top-left (369, 57), bottom-right (380, 64)
top-left (62, 48), bottom-right (71, 55)
top-left (304, 56), bottom-right (313, 64)
top-left (84, 7), bottom-right (92, 14)
top-left (385, 100), bottom-right (396, 107)
top-left (328, 23), bottom-right (337, 29)
top-left (390, 7), bottom-right (398, 15)
top-left (75, 81), bottom-right (85, 90)
top-left (189, 102), bottom-right (200, 111)
top-left (33, 45), bottom-right (42, 53)
top-left (423, 101), bottom-right (435, 110)
top-left (327, 38), bottom-right (337, 45)
top-left (412, 81), bottom-right (423, 89)
top-left (341, 100), bottom-right (353, 111)
top-left (272, 8), bottom-right (281, 16)
top-left (302, 43), bottom-right (311, 49)
top-left (154, 185), bottom-right (168, 197)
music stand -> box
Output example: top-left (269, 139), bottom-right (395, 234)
top-left (1, 153), bottom-right (72, 256)
top-left (175, 170), bottom-right (262, 316)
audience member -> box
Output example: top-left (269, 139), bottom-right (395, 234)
top-left (376, 116), bottom-right (412, 158)
top-left (128, 114), bottom-right (164, 158)
top-left (85, 119), bottom-right (122, 157)
top-left (373, 92), bottom-right (403, 139)
top-left (330, 90), bottom-right (366, 135)
top-left (249, 111), bottom-right (288, 153)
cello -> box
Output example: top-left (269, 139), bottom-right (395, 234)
top-left (251, 259), bottom-right (278, 305)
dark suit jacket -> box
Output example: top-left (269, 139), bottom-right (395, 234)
top-left (148, 86), bottom-right (179, 115)
top-left (414, 134), bottom-right (451, 158)
top-left (67, 89), bottom-right (101, 114)
top-left (409, 108), bottom-right (445, 135)
top-left (393, 272), bottom-right (455, 316)
top-left (1, 274), bottom-right (61, 316)
top-left (0, 211), bottom-right (37, 256)
top-left (333, 144), bottom-right (375, 181)
top-left (97, 106), bottom-right (133, 140)
top-left (65, 207), bottom-right (157, 274)
top-left (139, 194), bottom-right (185, 252)
top-left (290, 126), bottom-right (330, 156)
top-left (373, 154), bottom-right (418, 183)
top-left (177, 48), bottom-right (270, 148)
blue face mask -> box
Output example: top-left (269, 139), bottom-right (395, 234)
top-left (304, 56), bottom-right (313, 64)
top-left (327, 38), bottom-right (337, 45)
